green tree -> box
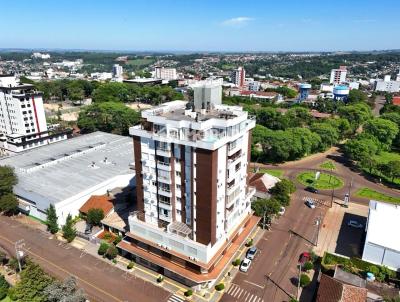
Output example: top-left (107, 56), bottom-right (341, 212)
top-left (348, 89), bottom-right (368, 103)
top-left (344, 137), bottom-right (379, 162)
top-left (0, 166), bottom-right (17, 194)
top-left (0, 193), bottom-right (18, 214)
top-left (338, 103), bottom-right (372, 130)
top-left (299, 273), bottom-right (311, 287)
top-left (86, 208), bottom-right (104, 226)
top-left (46, 204), bottom-right (59, 234)
top-left (364, 118), bottom-right (399, 149)
top-left (311, 122), bottom-right (340, 150)
top-left (251, 198), bottom-right (281, 228)
top-left (98, 242), bottom-right (109, 256)
top-left (62, 214), bottom-right (77, 243)
top-left (77, 102), bottom-right (140, 135)
top-left (270, 179), bottom-right (296, 196)
top-left (105, 245), bottom-right (118, 260)
top-left (0, 274), bottom-right (9, 300)
top-left (13, 261), bottom-right (54, 302)
top-left (380, 161), bottom-right (400, 182)
top-left (44, 276), bottom-right (86, 302)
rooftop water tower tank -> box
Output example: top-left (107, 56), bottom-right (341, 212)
top-left (333, 85), bottom-right (349, 102)
top-left (299, 83), bottom-right (312, 102)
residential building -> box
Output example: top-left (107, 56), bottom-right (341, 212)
top-left (374, 75), bottom-right (400, 93)
top-left (0, 132), bottom-right (135, 225)
top-left (118, 87), bottom-right (258, 288)
top-left (362, 200), bottom-right (400, 270)
top-left (154, 66), bottom-right (178, 81)
top-left (192, 79), bottom-right (222, 110)
top-left (392, 96), bottom-right (400, 106)
top-left (330, 66), bottom-right (347, 84)
top-left (112, 64), bottom-right (123, 78)
top-left (396, 69), bottom-right (400, 82)
top-left (316, 273), bottom-right (367, 302)
top-left (231, 66), bottom-right (246, 87)
top-left (247, 172), bottom-right (280, 199)
top-left (32, 52), bottom-right (51, 59)
top-left (245, 78), bottom-right (260, 91)
top-left (0, 75), bottom-right (67, 153)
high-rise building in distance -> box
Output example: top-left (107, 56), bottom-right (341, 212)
top-left (154, 66), bottom-right (178, 81)
top-left (112, 64), bottom-right (123, 78)
top-left (329, 66), bottom-right (347, 84)
top-left (0, 75), bottom-right (67, 153)
top-left (231, 66), bottom-right (246, 87)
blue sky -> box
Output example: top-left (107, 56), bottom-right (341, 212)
top-left (1, 0), bottom-right (400, 52)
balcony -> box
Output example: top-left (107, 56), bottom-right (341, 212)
top-left (156, 161), bottom-right (171, 171)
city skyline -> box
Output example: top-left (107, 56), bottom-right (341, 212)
top-left (2, 0), bottom-right (400, 52)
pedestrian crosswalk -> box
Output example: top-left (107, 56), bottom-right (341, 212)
top-left (302, 196), bottom-right (328, 207)
top-left (168, 294), bottom-right (185, 302)
top-left (226, 284), bottom-right (264, 302)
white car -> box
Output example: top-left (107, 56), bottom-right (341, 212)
top-left (347, 220), bottom-right (363, 229)
top-left (305, 199), bottom-right (316, 209)
top-left (240, 258), bottom-right (252, 272)
top-left (278, 206), bottom-right (286, 215)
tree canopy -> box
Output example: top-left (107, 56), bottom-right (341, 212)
top-left (77, 102), bottom-right (140, 135)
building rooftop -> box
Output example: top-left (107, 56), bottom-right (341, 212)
top-left (79, 195), bottom-right (114, 216)
top-left (0, 132), bottom-right (134, 211)
top-left (366, 200), bottom-right (400, 252)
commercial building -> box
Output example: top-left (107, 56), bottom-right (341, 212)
top-left (330, 66), bottom-right (347, 85)
top-left (362, 200), bottom-right (400, 270)
top-left (231, 66), bottom-right (246, 87)
top-left (118, 84), bottom-right (258, 288)
top-left (154, 66), bottom-right (178, 81)
top-left (374, 75), bottom-right (400, 93)
top-left (0, 132), bottom-right (135, 225)
top-left (0, 75), bottom-right (67, 153)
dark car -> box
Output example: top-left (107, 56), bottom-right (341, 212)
top-left (246, 247), bottom-right (258, 260)
top-left (305, 186), bottom-right (318, 194)
top-left (298, 252), bottom-right (311, 264)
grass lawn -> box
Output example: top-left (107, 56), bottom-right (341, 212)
top-left (373, 151), bottom-right (400, 163)
top-left (319, 160), bottom-right (336, 170)
top-left (355, 188), bottom-right (400, 204)
top-left (126, 58), bottom-right (154, 66)
top-left (296, 171), bottom-right (344, 190)
top-left (1, 296), bottom-right (11, 302)
top-left (257, 168), bottom-right (284, 178)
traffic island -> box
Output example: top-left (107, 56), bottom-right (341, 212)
top-left (296, 171), bottom-right (344, 190)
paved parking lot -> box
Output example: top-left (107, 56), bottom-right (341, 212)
top-left (315, 201), bottom-right (368, 257)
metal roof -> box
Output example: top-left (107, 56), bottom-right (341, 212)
top-left (0, 132), bottom-right (134, 211)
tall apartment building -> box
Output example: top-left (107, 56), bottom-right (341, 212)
top-left (329, 66), bottom-right (347, 84)
top-left (0, 75), bottom-right (67, 153)
top-left (154, 66), bottom-right (178, 81)
top-left (118, 83), bottom-right (258, 288)
top-left (231, 66), bottom-right (246, 87)
top-left (112, 64), bottom-right (123, 78)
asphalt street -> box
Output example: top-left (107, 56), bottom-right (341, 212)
top-left (0, 215), bottom-right (170, 302)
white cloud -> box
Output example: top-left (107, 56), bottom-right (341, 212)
top-left (221, 17), bottom-right (254, 27)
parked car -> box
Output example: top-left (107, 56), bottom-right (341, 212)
top-left (246, 247), bottom-right (258, 260)
top-left (347, 220), bottom-right (363, 229)
top-left (305, 199), bottom-right (316, 209)
top-left (278, 206), bottom-right (286, 215)
top-left (298, 252), bottom-right (311, 265)
top-left (305, 186), bottom-right (318, 194)
top-left (240, 258), bottom-right (252, 272)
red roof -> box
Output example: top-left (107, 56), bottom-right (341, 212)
top-left (79, 195), bottom-right (114, 215)
top-left (316, 274), bottom-right (367, 302)
top-left (392, 96), bottom-right (400, 106)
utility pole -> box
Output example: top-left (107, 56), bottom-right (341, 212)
top-left (14, 239), bottom-right (25, 273)
top-left (297, 263), bottom-right (302, 300)
top-left (314, 214), bottom-right (322, 247)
